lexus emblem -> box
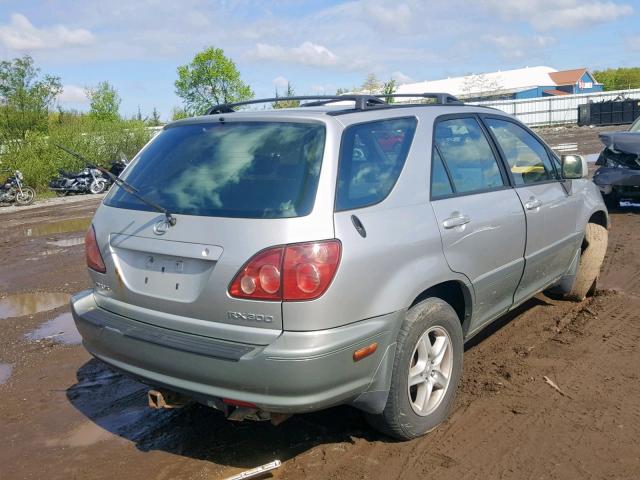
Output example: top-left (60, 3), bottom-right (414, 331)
top-left (153, 219), bottom-right (170, 235)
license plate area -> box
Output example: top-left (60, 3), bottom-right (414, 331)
top-left (113, 249), bottom-right (215, 302)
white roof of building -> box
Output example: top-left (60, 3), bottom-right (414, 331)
top-left (396, 66), bottom-right (559, 98)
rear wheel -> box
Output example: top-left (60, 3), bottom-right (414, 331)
top-left (365, 298), bottom-right (463, 440)
top-left (567, 223), bottom-right (608, 301)
top-left (16, 187), bottom-right (35, 206)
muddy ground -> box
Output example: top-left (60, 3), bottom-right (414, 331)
top-left (1, 127), bottom-right (639, 480)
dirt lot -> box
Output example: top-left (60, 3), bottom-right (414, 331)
top-left (1, 127), bottom-right (639, 480)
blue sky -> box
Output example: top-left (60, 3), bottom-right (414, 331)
top-left (1, 0), bottom-right (639, 120)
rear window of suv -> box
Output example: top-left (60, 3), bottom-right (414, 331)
top-left (104, 121), bottom-right (326, 218)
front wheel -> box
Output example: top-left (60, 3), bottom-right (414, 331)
top-left (15, 187), bottom-right (36, 206)
top-left (566, 223), bottom-right (608, 301)
top-left (90, 180), bottom-right (107, 194)
top-left (365, 297), bottom-right (463, 440)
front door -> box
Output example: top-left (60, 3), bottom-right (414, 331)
top-left (430, 116), bottom-right (527, 331)
top-left (482, 117), bottom-right (581, 305)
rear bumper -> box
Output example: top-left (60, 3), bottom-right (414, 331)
top-left (71, 289), bottom-right (403, 414)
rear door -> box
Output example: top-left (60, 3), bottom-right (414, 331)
top-left (430, 115), bottom-right (526, 330)
top-left (481, 116), bottom-right (581, 304)
top-left (91, 119), bottom-right (332, 343)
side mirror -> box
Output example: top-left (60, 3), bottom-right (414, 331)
top-left (561, 155), bottom-right (587, 179)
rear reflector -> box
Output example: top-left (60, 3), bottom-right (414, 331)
top-left (85, 224), bottom-right (106, 274)
top-left (229, 240), bottom-right (341, 302)
top-left (353, 342), bottom-right (378, 362)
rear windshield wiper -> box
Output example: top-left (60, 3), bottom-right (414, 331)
top-left (55, 144), bottom-right (177, 226)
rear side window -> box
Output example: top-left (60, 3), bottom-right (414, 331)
top-left (336, 117), bottom-right (417, 211)
top-left (484, 118), bottom-right (556, 185)
top-left (104, 122), bottom-right (326, 218)
top-left (434, 117), bottom-right (505, 194)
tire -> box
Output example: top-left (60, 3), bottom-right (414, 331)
top-left (90, 180), bottom-right (107, 194)
top-left (365, 298), bottom-right (463, 440)
top-left (603, 192), bottom-right (619, 210)
top-left (55, 191), bottom-right (68, 197)
top-left (15, 187), bottom-right (36, 206)
top-left (566, 223), bottom-right (608, 301)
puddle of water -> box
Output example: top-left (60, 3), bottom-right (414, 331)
top-left (25, 312), bottom-right (82, 345)
top-left (0, 363), bottom-right (12, 384)
top-left (47, 237), bottom-right (84, 248)
top-left (24, 217), bottom-right (91, 238)
top-left (0, 292), bottom-right (69, 320)
top-left (584, 153), bottom-right (600, 163)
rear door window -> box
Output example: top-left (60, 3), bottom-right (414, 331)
top-left (104, 121), bottom-right (326, 218)
top-left (484, 118), bottom-right (557, 185)
top-left (336, 117), bottom-right (417, 211)
top-left (433, 117), bottom-right (505, 194)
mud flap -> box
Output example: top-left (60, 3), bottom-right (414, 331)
top-left (548, 247), bottom-right (581, 295)
top-left (349, 342), bottom-right (397, 414)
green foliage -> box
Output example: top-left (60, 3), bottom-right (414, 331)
top-left (148, 107), bottom-right (162, 126)
top-left (272, 82), bottom-right (300, 109)
top-left (382, 79), bottom-right (397, 103)
top-left (175, 47), bottom-right (254, 115)
top-left (171, 106), bottom-right (189, 121)
top-left (87, 81), bottom-right (121, 121)
top-left (0, 112), bottom-right (152, 192)
top-left (0, 55), bottom-right (62, 142)
top-left (593, 68), bottom-right (640, 91)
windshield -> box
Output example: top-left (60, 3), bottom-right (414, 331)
top-left (105, 121), bottom-right (326, 218)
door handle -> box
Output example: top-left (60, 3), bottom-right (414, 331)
top-left (525, 198), bottom-right (542, 210)
top-left (442, 214), bottom-right (471, 229)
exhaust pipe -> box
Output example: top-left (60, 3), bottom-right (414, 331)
top-left (147, 389), bottom-right (191, 409)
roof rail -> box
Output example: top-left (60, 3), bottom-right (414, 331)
top-left (206, 95), bottom-right (385, 114)
top-left (206, 92), bottom-right (462, 115)
top-left (375, 93), bottom-right (463, 105)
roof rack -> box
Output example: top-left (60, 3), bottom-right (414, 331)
top-left (206, 92), bottom-right (462, 115)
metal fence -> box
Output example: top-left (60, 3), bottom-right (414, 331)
top-left (469, 88), bottom-right (640, 127)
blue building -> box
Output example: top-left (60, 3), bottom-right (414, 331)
top-left (514, 68), bottom-right (604, 99)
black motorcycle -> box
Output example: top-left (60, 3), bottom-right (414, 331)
top-left (0, 169), bottom-right (36, 206)
top-left (48, 165), bottom-right (108, 196)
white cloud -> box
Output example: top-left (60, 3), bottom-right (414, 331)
top-left (392, 71), bottom-right (414, 84)
top-left (483, 34), bottom-right (555, 59)
top-left (272, 75), bottom-right (289, 89)
top-left (58, 85), bottom-right (89, 104)
top-left (0, 13), bottom-right (95, 51)
top-left (364, 3), bottom-right (412, 32)
top-left (478, 0), bottom-right (633, 30)
top-left (249, 41), bottom-right (340, 67)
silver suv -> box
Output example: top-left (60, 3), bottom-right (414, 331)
top-left (72, 94), bottom-right (609, 440)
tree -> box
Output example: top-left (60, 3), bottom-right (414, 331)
top-left (361, 73), bottom-right (381, 94)
top-left (0, 55), bottom-right (62, 141)
top-left (175, 47), bottom-right (254, 115)
top-left (593, 68), bottom-right (640, 91)
top-left (171, 106), bottom-right (189, 121)
top-left (272, 82), bottom-right (300, 109)
top-left (382, 79), bottom-right (397, 103)
top-left (147, 107), bottom-right (162, 126)
top-left (336, 87), bottom-right (349, 95)
top-left (87, 81), bottom-right (121, 121)
top-left (460, 74), bottom-right (504, 100)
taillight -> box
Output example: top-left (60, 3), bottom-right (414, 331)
top-left (282, 241), bottom-right (341, 300)
top-left (229, 240), bottom-right (341, 301)
top-left (228, 247), bottom-right (284, 300)
top-left (85, 225), bottom-right (106, 274)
